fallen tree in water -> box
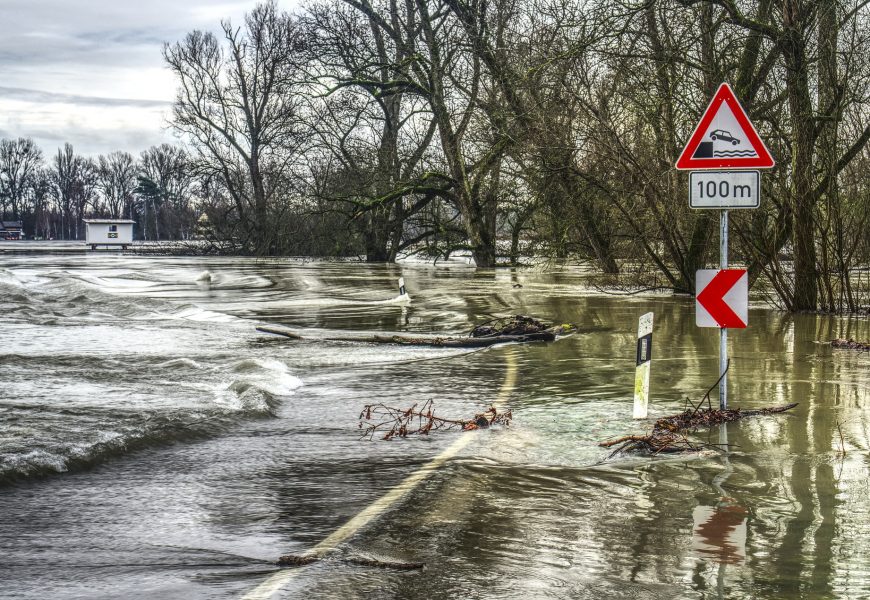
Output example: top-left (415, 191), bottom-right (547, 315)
top-left (257, 314), bottom-right (575, 347)
top-left (359, 399), bottom-right (512, 440)
top-left (832, 338), bottom-right (870, 352)
top-left (601, 365), bottom-right (798, 456)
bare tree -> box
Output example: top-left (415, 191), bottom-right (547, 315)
top-left (0, 137), bottom-right (43, 222)
top-left (305, 0), bottom-right (442, 261)
top-left (137, 144), bottom-right (195, 240)
top-left (97, 151), bottom-right (137, 219)
top-left (50, 144), bottom-right (97, 240)
top-left (669, 0), bottom-right (870, 309)
top-left (164, 0), bottom-right (306, 255)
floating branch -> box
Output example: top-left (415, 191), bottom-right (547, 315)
top-left (600, 403), bottom-right (798, 458)
top-left (359, 399), bottom-right (512, 440)
top-left (601, 366), bottom-right (798, 457)
top-left (831, 339), bottom-right (870, 352)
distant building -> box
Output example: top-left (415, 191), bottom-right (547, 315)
top-left (0, 221), bottom-right (24, 240)
top-left (83, 219), bottom-right (135, 250)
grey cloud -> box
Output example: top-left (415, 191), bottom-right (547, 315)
top-left (0, 86), bottom-right (172, 109)
top-left (0, 0), bottom-right (279, 156)
top-left (16, 124), bottom-right (177, 158)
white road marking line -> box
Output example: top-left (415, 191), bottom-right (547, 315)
top-left (241, 348), bottom-right (518, 599)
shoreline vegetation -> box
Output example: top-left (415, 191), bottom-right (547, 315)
top-left (3, 1), bottom-right (870, 314)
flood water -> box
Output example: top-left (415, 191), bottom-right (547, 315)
top-left (1, 249), bottom-right (869, 599)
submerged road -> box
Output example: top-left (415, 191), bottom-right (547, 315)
top-left (3, 255), bottom-right (870, 599)
top-left (243, 349), bottom-right (518, 599)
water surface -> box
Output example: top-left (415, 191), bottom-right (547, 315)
top-left (1, 251), bottom-right (868, 598)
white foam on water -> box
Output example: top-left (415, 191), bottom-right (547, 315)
top-left (375, 293), bottom-right (411, 304)
top-left (227, 358), bottom-right (304, 394)
top-left (214, 358), bottom-right (305, 412)
top-left (156, 357), bottom-right (205, 370)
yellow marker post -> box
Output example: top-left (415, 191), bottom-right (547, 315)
top-left (633, 312), bottom-right (653, 419)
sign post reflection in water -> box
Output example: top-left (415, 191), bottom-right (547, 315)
top-left (633, 312), bottom-right (653, 419)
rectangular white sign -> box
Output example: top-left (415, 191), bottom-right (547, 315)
top-left (689, 171), bottom-right (759, 209)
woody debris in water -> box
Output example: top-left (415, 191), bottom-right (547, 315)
top-left (831, 338), bottom-right (870, 352)
top-left (359, 399), bottom-right (512, 440)
top-left (601, 364), bottom-right (798, 456)
top-left (257, 314), bottom-right (575, 347)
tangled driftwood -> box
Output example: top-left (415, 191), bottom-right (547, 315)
top-left (600, 403), bottom-right (798, 457)
top-left (832, 338), bottom-right (870, 352)
top-left (470, 315), bottom-right (573, 338)
top-left (359, 399), bottom-right (512, 440)
top-left (601, 363), bottom-right (798, 456)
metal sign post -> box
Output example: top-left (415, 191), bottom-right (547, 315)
top-left (719, 210), bottom-right (728, 408)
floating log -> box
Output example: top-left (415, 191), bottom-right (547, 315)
top-left (277, 554), bottom-right (424, 570)
top-left (257, 315), bottom-right (573, 347)
top-left (831, 338), bottom-right (870, 352)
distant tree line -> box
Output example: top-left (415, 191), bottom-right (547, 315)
top-left (0, 140), bottom-right (199, 242)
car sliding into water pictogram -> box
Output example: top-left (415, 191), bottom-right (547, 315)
top-left (709, 130), bottom-right (740, 145)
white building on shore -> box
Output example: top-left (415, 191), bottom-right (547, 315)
top-left (83, 219), bottom-right (135, 249)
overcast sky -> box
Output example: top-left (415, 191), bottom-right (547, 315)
top-left (0, 0), bottom-right (275, 157)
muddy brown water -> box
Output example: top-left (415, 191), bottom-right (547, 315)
top-left (1, 251), bottom-right (869, 599)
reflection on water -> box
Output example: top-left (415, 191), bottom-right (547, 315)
top-left (692, 504), bottom-right (747, 565)
top-left (0, 253), bottom-right (869, 599)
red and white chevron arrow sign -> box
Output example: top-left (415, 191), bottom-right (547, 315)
top-left (696, 269), bottom-right (748, 328)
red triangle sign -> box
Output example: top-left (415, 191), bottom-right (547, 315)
top-left (676, 83), bottom-right (775, 170)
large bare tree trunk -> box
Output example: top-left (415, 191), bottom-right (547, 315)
top-left (782, 0), bottom-right (817, 311)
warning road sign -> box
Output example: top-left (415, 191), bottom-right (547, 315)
top-left (696, 269), bottom-right (748, 328)
top-left (676, 83), bottom-right (774, 170)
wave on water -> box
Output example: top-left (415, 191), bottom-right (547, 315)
top-left (0, 409), bottom-right (236, 484)
top-left (0, 270), bottom-right (242, 325)
top-left (216, 358), bottom-right (304, 412)
top-left (155, 357), bottom-right (206, 370)
top-left (0, 356), bottom-right (304, 485)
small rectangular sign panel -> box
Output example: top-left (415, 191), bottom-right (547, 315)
top-left (689, 171), bottom-right (760, 209)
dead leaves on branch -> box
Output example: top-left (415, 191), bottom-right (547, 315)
top-left (359, 399), bottom-right (512, 440)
